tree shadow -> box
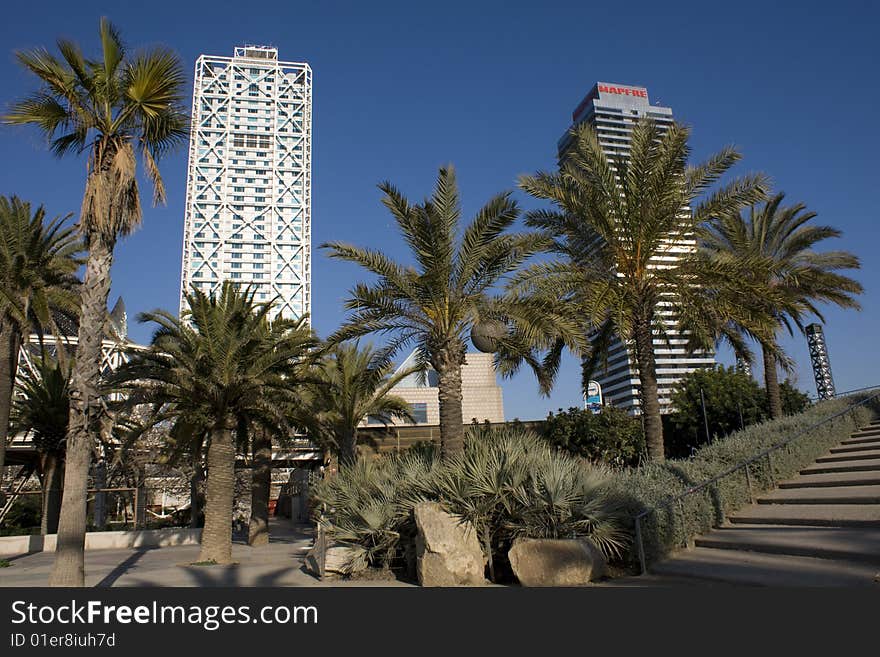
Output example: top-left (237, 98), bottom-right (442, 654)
top-left (95, 548), bottom-right (154, 588)
top-left (118, 564), bottom-right (307, 587)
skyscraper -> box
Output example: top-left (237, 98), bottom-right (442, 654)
top-left (180, 46), bottom-right (312, 321)
top-left (558, 82), bottom-right (715, 414)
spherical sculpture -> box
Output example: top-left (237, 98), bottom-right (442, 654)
top-left (470, 319), bottom-right (506, 353)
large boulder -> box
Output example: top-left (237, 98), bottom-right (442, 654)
top-left (508, 538), bottom-right (606, 586)
top-left (414, 502), bottom-right (487, 586)
top-left (304, 542), bottom-right (368, 578)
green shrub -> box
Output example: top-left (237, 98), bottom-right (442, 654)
top-left (312, 425), bottom-right (628, 580)
top-left (779, 380), bottom-right (811, 415)
top-left (542, 406), bottom-right (646, 466)
top-left (0, 494), bottom-right (41, 536)
top-left (612, 393), bottom-right (880, 570)
top-left (666, 366), bottom-right (814, 458)
top-left (667, 366), bottom-right (766, 456)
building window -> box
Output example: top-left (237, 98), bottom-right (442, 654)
top-left (409, 403), bottom-right (428, 424)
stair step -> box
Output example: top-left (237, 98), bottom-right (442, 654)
top-left (841, 435), bottom-right (880, 446)
top-left (650, 547), bottom-right (880, 586)
top-left (757, 485), bottom-right (880, 505)
top-left (730, 503), bottom-right (880, 527)
top-left (780, 471), bottom-right (880, 488)
top-left (802, 459), bottom-right (880, 475)
top-left (694, 525), bottom-right (880, 564)
top-left (848, 428), bottom-right (880, 438)
top-left (831, 443), bottom-right (880, 454)
top-left (815, 450), bottom-right (880, 463)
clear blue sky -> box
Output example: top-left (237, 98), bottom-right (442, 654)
top-left (1, 0), bottom-right (878, 420)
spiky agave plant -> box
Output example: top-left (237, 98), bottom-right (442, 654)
top-left (312, 452), bottom-right (435, 573)
top-left (435, 426), bottom-right (628, 579)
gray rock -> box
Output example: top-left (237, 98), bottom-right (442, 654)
top-left (414, 502), bottom-right (487, 586)
top-left (324, 545), bottom-right (368, 575)
top-left (508, 538), bottom-right (606, 586)
top-left (304, 543), bottom-right (367, 578)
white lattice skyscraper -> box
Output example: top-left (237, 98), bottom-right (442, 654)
top-left (180, 46), bottom-right (312, 321)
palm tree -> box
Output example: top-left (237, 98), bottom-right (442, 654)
top-left (302, 342), bottom-right (416, 467)
top-left (518, 119), bottom-right (769, 461)
top-left (323, 166), bottom-right (585, 458)
top-left (3, 18), bottom-right (188, 585)
top-left (0, 197), bottom-right (81, 483)
top-left (112, 283), bottom-right (318, 563)
top-left (9, 352), bottom-right (71, 535)
top-left (695, 193), bottom-right (862, 418)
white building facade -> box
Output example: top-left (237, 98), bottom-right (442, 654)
top-left (362, 351), bottom-right (505, 427)
top-left (180, 46), bottom-right (312, 320)
top-left (558, 82), bottom-right (715, 413)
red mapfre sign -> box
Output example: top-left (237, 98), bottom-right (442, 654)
top-left (598, 84), bottom-right (648, 98)
top-left (572, 83), bottom-right (650, 121)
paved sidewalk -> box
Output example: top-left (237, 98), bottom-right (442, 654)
top-left (0, 520), bottom-right (412, 587)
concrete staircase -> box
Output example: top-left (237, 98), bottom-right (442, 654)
top-left (651, 419), bottom-right (880, 586)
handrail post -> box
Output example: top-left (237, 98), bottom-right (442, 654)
top-left (745, 464), bottom-right (754, 504)
top-left (678, 499), bottom-right (688, 547)
top-left (767, 452), bottom-right (775, 487)
top-left (634, 516), bottom-right (647, 575)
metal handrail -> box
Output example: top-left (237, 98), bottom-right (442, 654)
top-left (808, 383), bottom-right (880, 402)
top-left (633, 388), bottom-right (880, 574)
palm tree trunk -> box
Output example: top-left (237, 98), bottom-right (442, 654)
top-left (0, 317), bottom-right (22, 480)
top-left (248, 430), bottom-right (272, 547)
top-left (339, 427), bottom-right (358, 468)
top-left (762, 342), bottom-right (782, 419)
top-left (49, 236), bottom-right (114, 587)
top-left (41, 453), bottom-right (62, 535)
top-left (435, 349), bottom-right (465, 459)
top-left (199, 424), bottom-right (235, 564)
top-left (634, 318), bottom-right (665, 462)
top-left (189, 457), bottom-right (203, 529)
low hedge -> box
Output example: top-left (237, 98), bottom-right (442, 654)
top-left (610, 392), bottom-right (880, 571)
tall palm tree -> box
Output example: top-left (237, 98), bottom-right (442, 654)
top-left (9, 352), bottom-right (71, 535)
top-left (302, 342), bottom-right (416, 467)
top-left (112, 283), bottom-right (318, 563)
top-left (518, 119), bottom-right (769, 461)
top-left (0, 197), bottom-right (80, 483)
top-left (3, 18), bottom-right (188, 585)
top-left (324, 166), bottom-right (585, 458)
top-left (696, 193), bottom-right (862, 418)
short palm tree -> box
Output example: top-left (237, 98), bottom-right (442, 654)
top-left (112, 283), bottom-right (318, 564)
top-left (4, 18), bottom-right (188, 586)
top-left (302, 342), bottom-right (416, 467)
top-left (0, 196), bottom-right (80, 480)
top-left (518, 119), bottom-right (769, 461)
top-left (696, 193), bottom-right (862, 417)
top-left (9, 352), bottom-right (71, 535)
top-left (324, 166), bottom-right (585, 458)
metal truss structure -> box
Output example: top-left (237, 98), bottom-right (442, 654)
top-left (735, 356), bottom-right (752, 378)
top-left (5, 333), bottom-right (131, 459)
top-left (805, 323), bottom-right (836, 400)
top-left (180, 46), bottom-right (312, 321)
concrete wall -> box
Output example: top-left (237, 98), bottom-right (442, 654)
top-left (0, 527), bottom-right (202, 556)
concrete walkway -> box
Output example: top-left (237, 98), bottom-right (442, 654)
top-left (646, 419), bottom-right (880, 586)
top-left (0, 520), bottom-right (411, 587)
